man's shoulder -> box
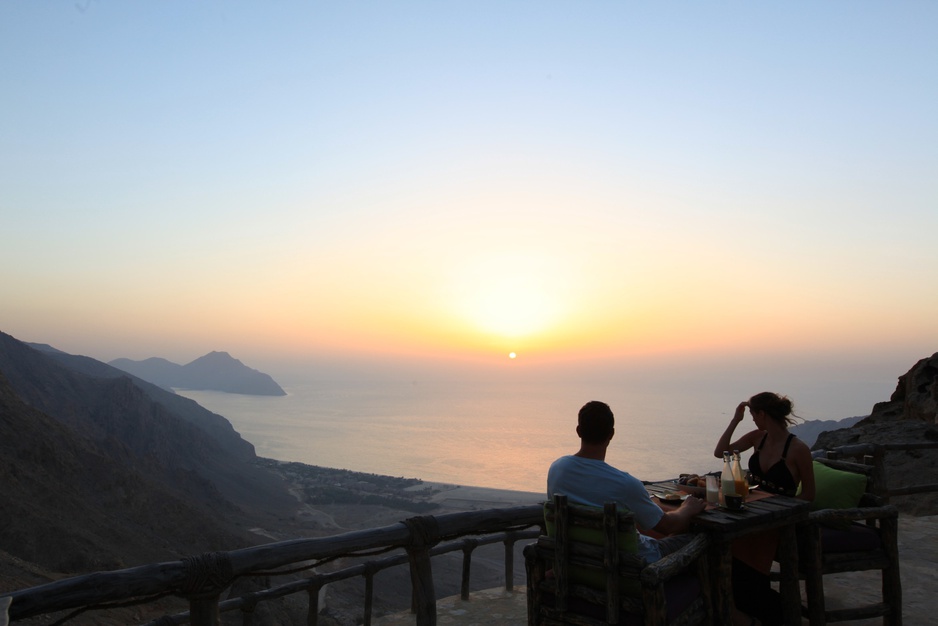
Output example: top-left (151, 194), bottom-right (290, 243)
top-left (550, 455), bottom-right (638, 480)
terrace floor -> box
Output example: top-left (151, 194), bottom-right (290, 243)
top-left (373, 586), bottom-right (527, 625)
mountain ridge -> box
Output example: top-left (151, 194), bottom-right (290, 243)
top-left (106, 350), bottom-right (286, 396)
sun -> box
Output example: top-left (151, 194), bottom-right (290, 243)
top-left (509, 352), bottom-right (517, 359)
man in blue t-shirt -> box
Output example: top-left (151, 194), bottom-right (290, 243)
top-left (547, 400), bottom-right (705, 563)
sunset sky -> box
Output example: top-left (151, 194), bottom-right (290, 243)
top-left (2, 2), bottom-right (936, 388)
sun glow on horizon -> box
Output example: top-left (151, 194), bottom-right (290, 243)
top-left (447, 251), bottom-right (570, 341)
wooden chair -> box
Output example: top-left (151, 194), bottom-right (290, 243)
top-left (798, 457), bottom-right (902, 626)
top-left (524, 494), bottom-right (710, 626)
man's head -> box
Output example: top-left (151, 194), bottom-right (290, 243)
top-left (576, 400), bottom-right (614, 445)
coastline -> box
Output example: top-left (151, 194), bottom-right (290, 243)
top-left (407, 480), bottom-right (544, 511)
top-left (255, 458), bottom-right (544, 539)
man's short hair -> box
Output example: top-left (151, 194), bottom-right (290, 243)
top-left (578, 400), bottom-right (614, 444)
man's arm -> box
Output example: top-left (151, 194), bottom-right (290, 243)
top-left (652, 496), bottom-right (706, 535)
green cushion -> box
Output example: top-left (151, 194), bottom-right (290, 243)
top-left (811, 460), bottom-right (868, 511)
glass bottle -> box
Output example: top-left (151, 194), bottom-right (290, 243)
top-left (721, 451), bottom-right (735, 501)
top-left (732, 450), bottom-right (748, 500)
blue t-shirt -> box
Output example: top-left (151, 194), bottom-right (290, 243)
top-left (547, 455), bottom-right (664, 563)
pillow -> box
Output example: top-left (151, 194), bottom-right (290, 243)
top-left (811, 460), bottom-right (868, 511)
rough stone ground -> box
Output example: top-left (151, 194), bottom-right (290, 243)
top-left (374, 513), bottom-right (937, 626)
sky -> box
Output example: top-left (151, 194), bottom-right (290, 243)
top-left (1, 1), bottom-right (936, 393)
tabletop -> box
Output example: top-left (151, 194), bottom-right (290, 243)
top-left (645, 479), bottom-right (811, 539)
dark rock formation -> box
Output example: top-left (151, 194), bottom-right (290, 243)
top-left (108, 350), bottom-right (286, 396)
top-left (864, 351), bottom-right (938, 424)
top-left (813, 351), bottom-right (938, 515)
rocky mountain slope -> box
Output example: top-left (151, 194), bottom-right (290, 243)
top-left (0, 333), bottom-right (301, 567)
top-left (107, 351), bottom-right (286, 396)
top-left (0, 370), bottom-right (254, 573)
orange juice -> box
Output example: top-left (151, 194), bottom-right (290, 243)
top-left (734, 479), bottom-right (748, 501)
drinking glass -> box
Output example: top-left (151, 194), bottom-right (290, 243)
top-left (706, 475), bottom-right (719, 505)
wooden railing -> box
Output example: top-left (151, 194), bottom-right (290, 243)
top-left (820, 442), bottom-right (938, 499)
top-left (2, 504), bottom-right (543, 626)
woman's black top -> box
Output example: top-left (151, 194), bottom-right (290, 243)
top-left (748, 433), bottom-right (798, 496)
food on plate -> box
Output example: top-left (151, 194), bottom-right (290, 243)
top-left (678, 473), bottom-right (701, 486)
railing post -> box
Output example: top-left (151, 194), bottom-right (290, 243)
top-left (868, 445), bottom-right (889, 501)
top-left (240, 591), bottom-right (259, 626)
top-left (306, 581), bottom-right (322, 626)
top-left (363, 563), bottom-right (378, 626)
top-left (181, 552), bottom-right (233, 626)
top-left (503, 536), bottom-right (515, 591)
top-left (188, 592), bottom-right (222, 626)
top-left (404, 515), bottom-right (441, 626)
top-left (460, 539), bottom-right (478, 600)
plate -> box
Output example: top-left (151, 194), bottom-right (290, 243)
top-left (656, 493), bottom-right (687, 504)
top-left (719, 503), bottom-right (747, 512)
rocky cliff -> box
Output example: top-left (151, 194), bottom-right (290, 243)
top-left (813, 351), bottom-right (938, 515)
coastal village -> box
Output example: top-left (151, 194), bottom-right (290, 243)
top-left (258, 458), bottom-right (443, 515)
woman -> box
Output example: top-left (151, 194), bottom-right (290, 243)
top-left (713, 391), bottom-right (815, 626)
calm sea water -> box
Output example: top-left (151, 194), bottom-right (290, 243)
top-left (176, 379), bottom-right (784, 494)
top-left (179, 382), bottom-right (752, 492)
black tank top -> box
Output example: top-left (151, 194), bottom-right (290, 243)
top-left (748, 433), bottom-right (798, 496)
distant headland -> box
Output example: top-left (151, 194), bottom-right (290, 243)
top-left (108, 351), bottom-right (286, 396)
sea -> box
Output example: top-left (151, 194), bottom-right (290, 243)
top-left (176, 375), bottom-right (887, 495)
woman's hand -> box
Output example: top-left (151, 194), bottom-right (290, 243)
top-left (716, 402), bottom-right (745, 458)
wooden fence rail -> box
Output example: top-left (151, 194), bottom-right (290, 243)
top-left (2, 504), bottom-right (544, 626)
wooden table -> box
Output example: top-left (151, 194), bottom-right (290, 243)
top-left (646, 480), bottom-right (811, 626)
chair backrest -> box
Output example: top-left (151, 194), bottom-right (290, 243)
top-left (820, 445), bottom-right (889, 501)
top-left (540, 494), bottom-right (648, 623)
top-left (799, 457), bottom-right (902, 625)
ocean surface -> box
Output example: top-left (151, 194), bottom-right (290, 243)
top-left (176, 378), bottom-right (872, 494)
